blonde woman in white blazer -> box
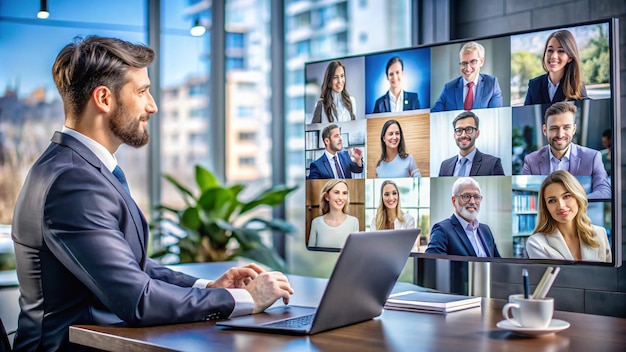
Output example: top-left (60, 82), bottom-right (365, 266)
top-left (525, 170), bottom-right (611, 262)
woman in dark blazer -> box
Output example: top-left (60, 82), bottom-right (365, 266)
top-left (524, 30), bottom-right (587, 105)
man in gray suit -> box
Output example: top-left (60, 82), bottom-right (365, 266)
top-left (11, 36), bottom-right (293, 351)
top-left (522, 102), bottom-right (610, 199)
top-left (439, 111), bottom-right (504, 177)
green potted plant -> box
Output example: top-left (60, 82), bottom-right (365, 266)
top-left (150, 165), bottom-right (298, 272)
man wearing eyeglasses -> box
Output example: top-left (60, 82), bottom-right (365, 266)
top-left (431, 41), bottom-right (503, 112)
top-left (439, 111), bottom-right (505, 176)
top-left (426, 177), bottom-right (501, 257)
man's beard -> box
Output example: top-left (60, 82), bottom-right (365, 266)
top-left (456, 201), bottom-right (479, 222)
top-left (109, 103), bottom-right (150, 148)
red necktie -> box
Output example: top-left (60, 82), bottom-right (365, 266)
top-left (464, 82), bottom-right (474, 110)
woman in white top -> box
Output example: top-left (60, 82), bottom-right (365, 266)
top-left (375, 119), bottom-right (421, 178)
top-left (308, 179), bottom-right (359, 248)
top-left (526, 170), bottom-right (611, 262)
top-left (311, 60), bottom-right (357, 123)
top-left (370, 180), bottom-right (418, 251)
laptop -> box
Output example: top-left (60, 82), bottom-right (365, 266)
top-left (216, 228), bottom-right (420, 335)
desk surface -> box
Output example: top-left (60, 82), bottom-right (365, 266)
top-left (69, 267), bottom-right (626, 352)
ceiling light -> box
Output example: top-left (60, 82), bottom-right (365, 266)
top-left (37, 0), bottom-right (49, 19)
top-left (190, 18), bottom-right (206, 37)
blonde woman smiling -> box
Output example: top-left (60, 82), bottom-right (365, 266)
top-left (308, 179), bottom-right (359, 248)
top-left (526, 170), bottom-right (611, 262)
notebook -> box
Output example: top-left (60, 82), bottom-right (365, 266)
top-left (385, 290), bottom-right (481, 314)
top-left (216, 228), bottom-right (421, 335)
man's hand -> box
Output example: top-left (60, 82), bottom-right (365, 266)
top-left (245, 271), bottom-right (295, 313)
top-left (207, 263), bottom-right (265, 289)
top-left (349, 147), bottom-right (363, 167)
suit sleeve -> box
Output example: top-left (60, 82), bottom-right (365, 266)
top-left (492, 157), bottom-right (505, 175)
top-left (525, 234), bottom-right (549, 259)
top-left (308, 160), bottom-right (322, 179)
top-left (373, 95), bottom-right (383, 113)
top-left (43, 170), bottom-right (235, 326)
top-left (425, 223), bottom-right (447, 254)
top-left (488, 77), bottom-right (503, 108)
top-left (521, 155), bottom-right (532, 175)
top-left (431, 87), bottom-right (446, 112)
top-left (587, 151), bottom-right (611, 199)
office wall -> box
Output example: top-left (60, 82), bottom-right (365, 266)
top-left (449, 0), bottom-right (626, 317)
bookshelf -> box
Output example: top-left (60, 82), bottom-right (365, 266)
top-left (511, 187), bottom-right (539, 258)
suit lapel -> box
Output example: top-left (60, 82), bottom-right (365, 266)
top-left (568, 144), bottom-right (580, 174)
top-left (475, 75), bottom-right (484, 107)
top-left (455, 78), bottom-right (464, 108)
top-left (540, 147), bottom-right (551, 175)
top-left (545, 231), bottom-right (574, 260)
top-left (322, 155), bottom-right (334, 178)
top-left (384, 94), bottom-right (391, 112)
top-left (450, 215), bottom-right (476, 256)
top-left (470, 150), bottom-right (482, 176)
top-left (54, 132), bottom-right (147, 260)
top-left (580, 240), bottom-right (598, 261)
top-left (476, 225), bottom-right (492, 257)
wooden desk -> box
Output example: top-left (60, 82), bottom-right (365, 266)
top-left (69, 270), bottom-right (626, 352)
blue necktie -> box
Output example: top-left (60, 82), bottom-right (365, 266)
top-left (457, 157), bottom-right (468, 177)
top-left (333, 155), bottom-right (345, 178)
top-left (112, 165), bottom-right (131, 195)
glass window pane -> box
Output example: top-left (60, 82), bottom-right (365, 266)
top-left (0, 1), bottom-right (147, 272)
top-left (285, 0), bottom-right (413, 278)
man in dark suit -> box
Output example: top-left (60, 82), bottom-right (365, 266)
top-left (426, 177), bottom-right (501, 257)
top-left (431, 41), bottom-right (502, 112)
top-left (521, 102), bottom-right (610, 199)
top-left (372, 56), bottom-right (420, 113)
top-left (308, 123), bottom-right (363, 179)
top-left (10, 36), bottom-right (293, 351)
top-left (438, 111), bottom-right (504, 177)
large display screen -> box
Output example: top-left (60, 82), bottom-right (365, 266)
top-left (304, 19), bottom-right (621, 267)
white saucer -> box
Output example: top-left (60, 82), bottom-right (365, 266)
top-left (496, 319), bottom-right (570, 336)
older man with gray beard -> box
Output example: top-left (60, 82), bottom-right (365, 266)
top-left (425, 177), bottom-right (501, 257)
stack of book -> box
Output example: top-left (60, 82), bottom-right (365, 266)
top-left (385, 290), bottom-right (482, 314)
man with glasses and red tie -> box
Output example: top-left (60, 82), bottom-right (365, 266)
top-left (439, 111), bottom-right (505, 177)
top-left (426, 177), bottom-right (501, 257)
top-left (307, 123), bottom-right (363, 179)
top-left (431, 41), bottom-right (503, 112)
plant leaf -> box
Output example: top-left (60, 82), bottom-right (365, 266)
top-left (195, 165), bottom-right (220, 192)
top-left (198, 187), bottom-right (238, 220)
top-left (240, 185), bottom-right (298, 214)
top-left (163, 174), bottom-right (196, 207)
top-left (243, 217), bottom-right (298, 233)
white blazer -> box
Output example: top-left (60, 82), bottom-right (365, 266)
top-left (525, 224), bottom-right (611, 262)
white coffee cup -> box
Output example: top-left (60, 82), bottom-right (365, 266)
top-left (502, 294), bottom-right (553, 328)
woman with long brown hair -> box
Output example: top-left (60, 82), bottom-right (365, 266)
top-left (524, 29), bottom-right (588, 105)
top-left (311, 60), bottom-right (357, 123)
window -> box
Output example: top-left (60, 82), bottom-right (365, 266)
top-left (237, 106), bottom-right (255, 118)
top-left (239, 131), bottom-right (256, 141)
top-left (239, 156), bottom-right (255, 166)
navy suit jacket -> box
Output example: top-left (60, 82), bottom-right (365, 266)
top-left (431, 74), bottom-right (502, 112)
top-left (524, 73), bottom-right (588, 105)
top-left (307, 150), bottom-right (363, 179)
top-left (373, 91), bottom-right (420, 113)
top-left (11, 132), bottom-right (235, 351)
top-left (425, 215), bottom-right (501, 257)
top-left (438, 149), bottom-right (505, 176)
top-left (521, 144), bottom-right (611, 199)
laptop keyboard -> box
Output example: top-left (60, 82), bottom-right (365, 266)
top-left (263, 314), bottom-right (315, 328)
